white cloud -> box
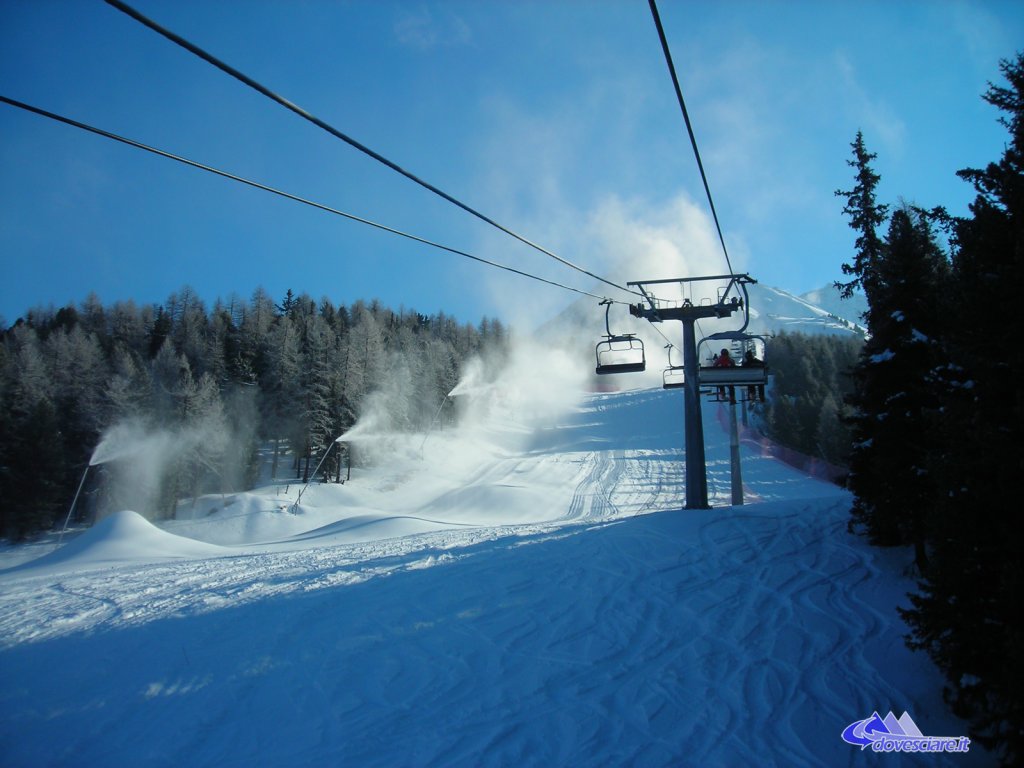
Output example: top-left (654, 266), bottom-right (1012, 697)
top-left (463, 64), bottom-right (751, 327)
top-left (945, 0), bottom-right (1017, 74)
top-left (394, 6), bottom-right (472, 51)
top-left (582, 194), bottom-right (725, 286)
top-left (834, 52), bottom-right (907, 157)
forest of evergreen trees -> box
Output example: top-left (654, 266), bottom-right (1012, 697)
top-left (835, 54), bottom-right (1023, 764)
top-left (760, 331), bottom-right (862, 470)
top-left (0, 287), bottom-right (507, 539)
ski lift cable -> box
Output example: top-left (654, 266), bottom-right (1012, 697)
top-left (649, 321), bottom-right (675, 350)
top-left (0, 94), bottom-right (611, 303)
top-left (104, 0), bottom-right (643, 301)
top-left (647, 0), bottom-right (734, 276)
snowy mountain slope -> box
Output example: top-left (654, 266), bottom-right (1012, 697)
top-left (0, 389), bottom-right (981, 766)
top-left (801, 283), bottom-right (869, 327)
top-left (746, 282), bottom-right (866, 338)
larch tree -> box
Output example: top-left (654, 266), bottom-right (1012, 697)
top-left (260, 315), bottom-right (301, 479)
top-left (295, 306), bottom-right (334, 483)
top-left (1, 326), bottom-right (64, 536)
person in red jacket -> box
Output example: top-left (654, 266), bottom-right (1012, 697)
top-left (713, 348), bottom-right (735, 402)
top-left (713, 348), bottom-right (735, 367)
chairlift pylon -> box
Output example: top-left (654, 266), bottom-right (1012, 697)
top-left (625, 273), bottom-right (756, 509)
top-left (595, 299), bottom-right (646, 375)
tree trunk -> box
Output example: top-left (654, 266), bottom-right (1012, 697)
top-left (914, 536), bottom-right (929, 576)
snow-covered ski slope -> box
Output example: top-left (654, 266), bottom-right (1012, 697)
top-left (0, 387), bottom-right (983, 766)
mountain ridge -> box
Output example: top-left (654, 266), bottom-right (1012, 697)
top-left (747, 282), bottom-right (867, 339)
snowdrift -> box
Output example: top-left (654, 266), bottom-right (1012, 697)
top-left (5, 510), bottom-right (228, 575)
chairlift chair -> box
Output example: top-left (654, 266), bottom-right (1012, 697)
top-left (595, 299), bottom-right (646, 375)
top-left (697, 331), bottom-right (770, 400)
top-left (662, 345), bottom-right (686, 389)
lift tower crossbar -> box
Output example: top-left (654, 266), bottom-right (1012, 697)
top-left (627, 274), bottom-right (756, 509)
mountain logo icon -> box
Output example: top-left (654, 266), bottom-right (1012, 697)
top-left (841, 711), bottom-right (970, 753)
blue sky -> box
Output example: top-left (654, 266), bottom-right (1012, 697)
top-left (2, 0), bottom-right (1021, 327)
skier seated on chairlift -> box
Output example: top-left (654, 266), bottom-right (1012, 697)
top-left (712, 347), bottom-right (736, 402)
top-left (742, 349), bottom-right (766, 402)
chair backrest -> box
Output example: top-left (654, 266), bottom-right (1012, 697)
top-left (595, 335), bottom-right (646, 375)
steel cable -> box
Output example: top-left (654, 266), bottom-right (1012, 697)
top-left (0, 94), bottom-right (610, 302)
top-left (648, 0), bottom-right (734, 276)
top-left (104, 0), bottom-right (642, 300)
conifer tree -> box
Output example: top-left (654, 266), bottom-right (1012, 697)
top-left (108, 300), bottom-right (149, 357)
top-left (835, 131), bottom-right (889, 301)
top-left (295, 307), bottom-right (334, 482)
top-left (45, 325), bottom-right (106, 516)
top-left (260, 316), bottom-right (301, 479)
top-left (105, 344), bottom-right (148, 423)
top-left (761, 332), bottom-right (859, 466)
top-left (901, 53), bottom-right (1024, 764)
top-left (0, 326), bottom-right (63, 537)
top-left (845, 206), bottom-right (949, 566)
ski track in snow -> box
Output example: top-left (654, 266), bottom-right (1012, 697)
top-left (0, 389), bottom-right (982, 767)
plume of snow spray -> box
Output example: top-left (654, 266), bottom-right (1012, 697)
top-left (335, 329), bottom-right (589, 481)
top-left (340, 194), bottom-right (738, 470)
top-left (88, 418), bottom-right (229, 520)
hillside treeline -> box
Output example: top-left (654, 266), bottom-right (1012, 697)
top-left (836, 54), bottom-right (1023, 764)
top-left (0, 288), bottom-right (508, 538)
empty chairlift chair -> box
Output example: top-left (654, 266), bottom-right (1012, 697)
top-left (662, 345), bottom-right (685, 389)
top-left (594, 299), bottom-right (646, 375)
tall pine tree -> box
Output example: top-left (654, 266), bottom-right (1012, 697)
top-left (837, 132), bottom-right (953, 572)
top-left (901, 53), bottom-right (1024, 764)
top-left (847, 205), bottom-right (949, 566)
top-left (836, 131), bottom-right (889, 301)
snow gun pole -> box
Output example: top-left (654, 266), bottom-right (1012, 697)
top-left (420, 394), bottom-right (450, 455)
top-left (57, 463), bottom-right (90, 548)
top-left (728, 400), bottom-right (743, 506)
top-left (291, 440), bottom-right (337, 512)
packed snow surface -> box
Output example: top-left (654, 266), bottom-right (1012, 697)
top-left (0, 388), bottom-right (982, 766)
